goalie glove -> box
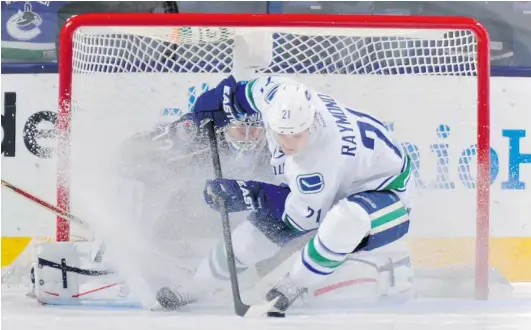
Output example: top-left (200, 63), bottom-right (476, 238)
top-left (191, 75), bottom-right (258, 129)
top-left (203, 178), bottom-right (290, 221)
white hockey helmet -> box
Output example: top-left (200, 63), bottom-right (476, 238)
top-left (263, 83), bottom-right (316, 135)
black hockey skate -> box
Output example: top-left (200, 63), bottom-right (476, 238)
top-left (155, 286), bottom-right (194, 310)
top-left (266, 274), bottom-right (307, 313)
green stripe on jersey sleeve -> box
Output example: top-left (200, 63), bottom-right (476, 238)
top-left (283, 214), bottom-right (306, 232)
top-left (382, 155), bottom-right (411, 191)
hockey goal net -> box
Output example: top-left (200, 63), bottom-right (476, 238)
top-left (56, 14), bottom-right (493, 301)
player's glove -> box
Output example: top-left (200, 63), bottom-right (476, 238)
top-left (191, 75), bottom-right (253, 129)
top-left (203, 178), bottom-right (290, 220)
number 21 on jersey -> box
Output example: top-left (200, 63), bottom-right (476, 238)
top-left (346, 108), bottom-right (402, 158)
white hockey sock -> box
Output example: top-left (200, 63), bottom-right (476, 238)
top-left (289, 234), bottom-right (349, 288)
top-left (289, 199), bottom-right (371, 288)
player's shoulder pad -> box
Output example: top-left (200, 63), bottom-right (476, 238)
top-left (296, 173), bottom-right (324, 194)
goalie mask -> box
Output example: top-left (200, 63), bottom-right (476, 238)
top-left (222, 114), bottom-right (266, 157)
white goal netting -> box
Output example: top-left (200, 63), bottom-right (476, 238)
top-left (49, 20), bottom-right (501, 305)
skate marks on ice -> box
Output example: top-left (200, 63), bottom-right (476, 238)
top-left (3, 288), bottom-right (531, 330)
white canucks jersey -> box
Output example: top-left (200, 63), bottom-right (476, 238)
top-left (243, 76), bottom-right (412, 232)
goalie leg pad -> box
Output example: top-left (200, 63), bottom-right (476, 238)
top-left (368, 239), bottom-right (415, 301)
top-left (33, 242), bottom-right (81, 303)
top-left (304, 244), bottom-right (415, 307)
top-left (33, 242), bottom-right (133, 307)
top-left (305, 257), bottom-right (381, 306)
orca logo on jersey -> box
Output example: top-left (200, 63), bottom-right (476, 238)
top-left (297, 173), bottom-right (324, 194)
top-left (237, 180), bottom-right (255, 211)
top-left (265, 84), bottom-right (280, 104)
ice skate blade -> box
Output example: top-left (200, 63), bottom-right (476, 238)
top-left (244, 297), bottom-right (280, 318)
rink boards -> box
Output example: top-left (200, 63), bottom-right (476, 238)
top-left (1, 73), bottom-right (530, 281)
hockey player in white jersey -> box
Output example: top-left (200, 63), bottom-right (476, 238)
top-left (155, 74), bottom-right (414, 312)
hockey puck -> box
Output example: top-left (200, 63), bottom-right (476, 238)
top-left (267, 311), bottom-right (285, 318)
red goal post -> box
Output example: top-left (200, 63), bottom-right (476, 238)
top-left (57, 13), bottom-right (491, 299)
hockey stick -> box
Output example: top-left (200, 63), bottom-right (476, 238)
top-left (1, 179), bottom-right (88, 228)
top-left (2, 179), bottom-right (199, 274)
top-left (205, 122), bottom-right (278, 317)
top-left (1, 179), bottom-right (102, 260)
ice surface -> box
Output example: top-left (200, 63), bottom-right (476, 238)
top-left (3, 286), bottom-right (531, 330)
